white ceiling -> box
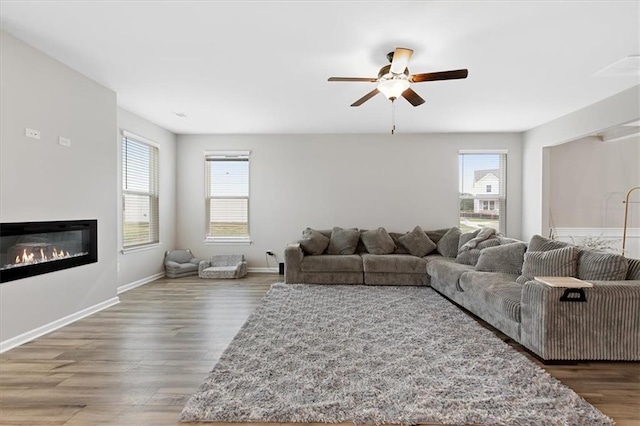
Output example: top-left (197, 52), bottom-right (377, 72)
top-left (1, 1), bottom-right (639, 135)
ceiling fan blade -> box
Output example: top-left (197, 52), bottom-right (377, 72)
top-left (410, 69), bottom-right (469, 83)
top-left (351, 88), bottom-right (380, 107)
top-left (390, 47), bottom-right (413, 74)
top-left (328, 77), bottom-right (377, 82)
top-left (402, 88), bottom-right (425, 107)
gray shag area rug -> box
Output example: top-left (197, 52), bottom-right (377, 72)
top-left (180, 284), bottom-right (613, 425)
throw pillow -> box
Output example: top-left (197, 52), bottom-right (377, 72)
top-left (476, 242), bottom-right (528, 274)
top-left (516, 246), bottom-right (578, 285)
top-left (455, 238), bottom-right (501, 266)
top-left (299, 228), bottom-right (330, 255)
top-left (355, 229), bottom-right (369, 253)
top-left (436, 227), bottom-right (462, 258)
top-left (528, 234), bottom-right (571, 252)
top-left (326, 227), bottom-right (360, 255)
top-left (577, 249), bottom-right (629, 281)
top-left (361, 227), bottom-right (396, 255)
top-left (425, 228), bottom-right (451, 244)
top-left (389, 232), bottom-right (410, 254)
top-left (627, 258), bottom-right (640, 280)
top-left (399, 226), bottom-right (437, 257)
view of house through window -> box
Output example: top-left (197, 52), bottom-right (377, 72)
top-left (122, 133), bottom-right (159, 249)
top-left (205, 152), bottom-right (250, 242)
top-left (459, 152), bottom-right (507, 234)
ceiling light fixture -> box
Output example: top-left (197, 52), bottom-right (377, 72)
top-left (377, 77), bottom-right (410, 100)
top-left (173, 112), bottom-right (188, 118)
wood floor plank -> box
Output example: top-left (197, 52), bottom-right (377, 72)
top-left (0, 273), bottom-right (638, 425)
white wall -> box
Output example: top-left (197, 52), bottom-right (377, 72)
top-left (549, 135), bottom-right (639, 229)
top-left (0, 32), bottom-right (118, 343)
top-left (522, 85), bottom-right (640, 241)
top-left (177, 133), bottom-right (522, 268)
top-left (116, 108), bottom-right (177, 290)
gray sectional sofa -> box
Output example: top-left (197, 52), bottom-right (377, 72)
top-left (284, 226), bottom-right (640, 362)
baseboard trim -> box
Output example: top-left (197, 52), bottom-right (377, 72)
top-left (248, 267), bottom-right (279, 274)
top-left (117, 272), bottom-right (165, 294)
top-left (0, 296), bottom-right (120, 353)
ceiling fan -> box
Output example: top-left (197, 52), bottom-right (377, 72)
top-left (328, 47), bottom-right (469, 107)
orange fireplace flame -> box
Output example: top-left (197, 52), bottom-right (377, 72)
top-left (15, 247), bottom-right (71, 265)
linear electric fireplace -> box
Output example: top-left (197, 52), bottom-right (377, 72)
top-left (0, 220), bottom-right (97, 283)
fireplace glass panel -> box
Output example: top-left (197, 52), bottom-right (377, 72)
top-left (0, 220), bottom-right (97, 283)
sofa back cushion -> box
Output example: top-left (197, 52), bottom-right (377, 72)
top-left (299, 228), bottom-right (330, 255)
top-left (577, 249), bottom-right (629, 281)
top-left (516, 246), bottom-right (578, 284)
top-left (627, 258), bottom-right (640, 280)
top-left (166, 249), bottom-right (193, 263)
top-left (327, 227), bottom-right (360, 255)
top-left (361, 227), bottom-right (396, 255)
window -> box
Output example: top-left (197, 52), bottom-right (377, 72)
top-left (205, 151), bottom-right (250, 243)
top-left (459, 151), bottom-right (507, 234)
top-left (122, 132), bottom-right (159, 249)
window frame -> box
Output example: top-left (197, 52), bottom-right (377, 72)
top-left (121, 130), bottom-right (160, 252)
top-left (458, 150), bottom-right (507, 234)
top-left (204, 150), bottom-right (251, 245)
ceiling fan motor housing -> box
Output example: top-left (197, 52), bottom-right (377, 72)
top-left (377, 65), bottom-right (409, 81)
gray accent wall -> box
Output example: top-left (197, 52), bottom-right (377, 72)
top-left (176, 133), bottom-right (523, 268)
top-left (116, 109), bottom-right (178, 289)
top-left (0, 32), bottom-right (118, 342)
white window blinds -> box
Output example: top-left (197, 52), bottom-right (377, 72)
top-left (205, 152), bottom-right (250, 241)
top-left (122, 133), bottom-right (159, 248)
top-left (459, 152), bottom-right (507, 234)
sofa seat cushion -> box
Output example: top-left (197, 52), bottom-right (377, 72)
top-left (203, 266), bottom-right (238, 273)
top-left (361, 254), bottom-right (427, 274)
top-left (426, 257), bottom-right (475, 290)
top-left (301, 254), bottom-right (363, 272)
top-left (459, 271), bottom-right (522, 322)
top-left (166, 262), bottom-right (198, 273)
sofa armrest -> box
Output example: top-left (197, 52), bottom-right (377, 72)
top-left (520, 279), bottom-right (640, 361)
top-left (284, 243), bottom-right (304, 283)
top-left (198, 260), bottom-right (211, 275)
top-left (189, 257), bottom-right (204, 266)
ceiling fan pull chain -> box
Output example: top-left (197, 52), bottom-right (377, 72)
top-left (391, 100), bottom-right (396, 135)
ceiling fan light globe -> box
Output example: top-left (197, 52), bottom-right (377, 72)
top-left (377, 79), bottom-right (410, 100)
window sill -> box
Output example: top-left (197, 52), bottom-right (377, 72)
top-left (204, 238), bottom-right (252, 246)
top-left (121, 243), bottom-right (161, 254)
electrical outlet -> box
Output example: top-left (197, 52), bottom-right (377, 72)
top-left (266, 251), bottom-right (274, 256)
top-left (58, 136), bottom-right (71, 147)
top-left (25, 128), bottom-right (41, 140)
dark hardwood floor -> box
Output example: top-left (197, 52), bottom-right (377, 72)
top-left (0, 274), bottom-right (638, 425)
